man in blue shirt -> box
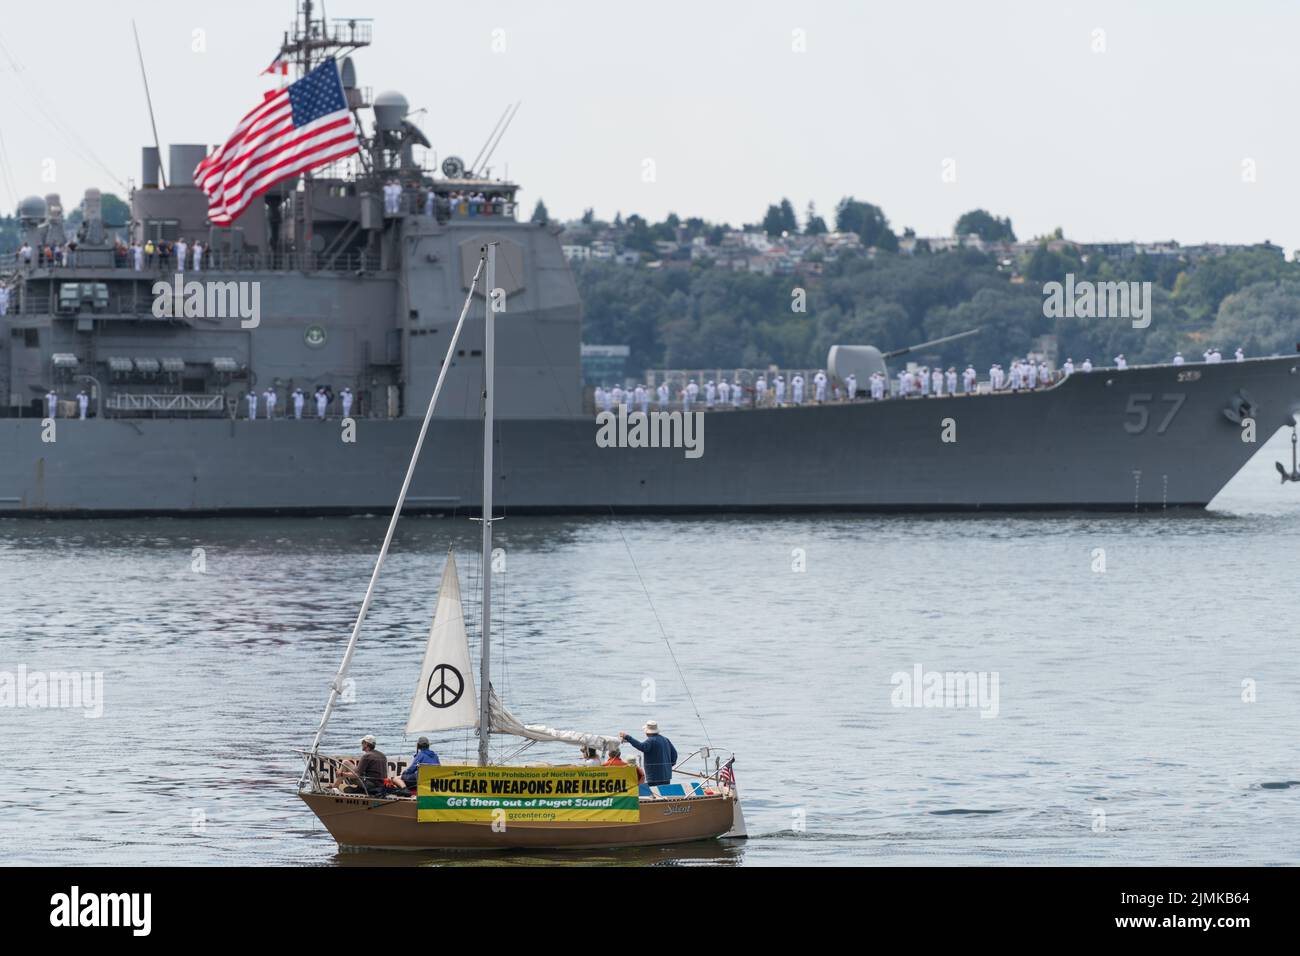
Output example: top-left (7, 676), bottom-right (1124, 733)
top-left (400, 736), bottom-right (441, 790)
top-left (619, 720), bottom-right (677, 786)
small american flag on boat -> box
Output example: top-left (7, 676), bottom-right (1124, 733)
top-left (719, 758), bottom-right (736, 788)
top-left (195, 58), bottom-right (360, 226)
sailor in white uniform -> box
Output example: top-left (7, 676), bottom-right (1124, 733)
top-left (791, 374), bottom-right (804, 405)
top-left (293, 388), bottom-right (305, 419)
top-left (813, 370), bottom-right (827, 403)
top-left (44, 390), bottom-right (57, 419)
top-left (931, 368), bottom-right (943, 396)
top-left (1040, 361), bottom-right (1050, 386)
top-left (1027, 361), bottom-right (1038, 389)
top-left (132, 243), bottom-right (143, 271)
top-left (192, 241), bottom-right (203, 273)
top-left (717, 380), bottom-right (730, 406)
top-left (175, 239), bottom-right (188, 272)
top-left (687, 380), bottom-right (699, 405)
top-left (845, 373), bottom-right (857, 401)
top-left (263, 387), bottom-right (276, 419)
top-left (988, 364), bottom-right (999, 389)
top-left (1063, 358), bottom-right (1074, 376)
top-left (246, 390), bottom-right (258, 420)
top-left (774, 375), bottom-right (786, 405)
top-left (1235, 347), bottom-right (1245, 362)
top-left (1081, 358), bottom-right (1093, 373)
top-left (1172, 352), bottom-right (1184, 365)
top-left (963, 365), bottom-right (977, 393)
top-left (917, 367), bottom-right (929, 396)
top-left (1209, 349), bottom-right (1222, 363)
top-left (341, 387), bottom-right (354, 418)
top-left (732, 381), bottom-right (744, 407)
top-left (75, 389), bottom-right (88, 419)
top-left (315, 388), bottom-right (328, 419)
top-left (897, 369), bottom-right (910, 397)
top-left (755, 375), bottom-right (767, 406)
top-left (705, 380), bottom-right (717, 409)
top-left (871, 372), bottom-right (885, 400)
top-left (1114, 354), bottom-right (1127, 369)
top-left (946, 367), bottom-right (957, 395)
top-left (656, 383), bottom-right (669, 408)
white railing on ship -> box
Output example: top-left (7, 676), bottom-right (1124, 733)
top-left (104, 393), bottom-right (225, 412)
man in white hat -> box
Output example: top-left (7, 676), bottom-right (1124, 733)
top-left (618, 720), bottom-right (678, 787)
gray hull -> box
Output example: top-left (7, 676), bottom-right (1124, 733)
top-left (3, 357), bottom-right (1298, 514)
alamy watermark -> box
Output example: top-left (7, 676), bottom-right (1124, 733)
top-left (152, 274), bottom-right (261, 328)
top-left (0, 665), bottom-right (103, 718)
top-left (1042, 273), bottom-right (1151, 329)
top-left (890, 664), bottom-right (1000, 718)
top-left (595, 403), bottom-right (703, 459)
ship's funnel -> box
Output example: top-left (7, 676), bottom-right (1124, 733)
top-left (169, 145), bottom-right (208, 188)
top-left (373, 90), bottom-right (408, 131)
top-left (142, 147), bottom-right (160, 188)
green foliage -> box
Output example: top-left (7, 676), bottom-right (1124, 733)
top-left (574, 226), bottom-right (1299, 374)
top-left (954, 209), bottom-right (1016, 241)
top-left (834, 197), bottom-right (898, 251)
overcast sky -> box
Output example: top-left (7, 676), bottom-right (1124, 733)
top-left (1, 0), bottom-right (1296, 252)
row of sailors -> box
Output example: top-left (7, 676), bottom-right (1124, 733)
top-left (40, 387), bottom-right (357, 420)
top-left (245, 386), bottom-right (354, 420)
top-left (128, 239), bottom-right (205, 272)
top-left (16, 239), bottom-right (207, 271)
top-left (597, 372), bottom-right (832, 412)
top-left (1172, 348), bottom-right (1243, 365)
top-left (384, 179), bottom-right (498, 217)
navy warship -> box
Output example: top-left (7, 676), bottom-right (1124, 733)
top-left (2, 4), bottom-right (1299, 516)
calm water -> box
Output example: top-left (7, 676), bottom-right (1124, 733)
top-left (2, 431), bottom-right (1299, 866)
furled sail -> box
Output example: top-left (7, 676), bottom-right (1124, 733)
top-left (406, 553), bottom-right (480, 734)
top-left (488, 687), bottom-right (621, 751)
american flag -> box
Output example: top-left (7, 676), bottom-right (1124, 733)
top-left (195, 59), bottom-right (360, 226)
top-left (719, 758), bottom-right (736, 789)
top-left (262, 53), bottom-right (289, 76)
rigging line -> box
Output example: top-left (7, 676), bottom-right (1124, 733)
top-left (0, 128), bottom-right (16, 209)
top-left (606, 506), bottom-right (712, 750)
top-left (0, 32), bottom-right (127, 190)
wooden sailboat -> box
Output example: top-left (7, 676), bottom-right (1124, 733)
top-left (299, 244), bottom-right (743, 851)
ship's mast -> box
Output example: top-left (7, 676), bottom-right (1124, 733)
top-left (477, 243), bottom-right (498, 767)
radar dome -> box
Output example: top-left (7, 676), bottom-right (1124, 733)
top-left (17, 195), bottom-right (47, 222)
top-left (373, 90), bottom-right (409, 131)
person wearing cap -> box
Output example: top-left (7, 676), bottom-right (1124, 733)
top-left (618, 720), bottom-right (678, 787)
top-left (400, 736), bottom-right (441, 790)
top-left (337, 734), bottom-right (387, 795)
top-left (603, 745), bottom-right (645, 784)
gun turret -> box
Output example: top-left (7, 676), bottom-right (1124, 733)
top-left (881, 327), bottom-right (982, 360)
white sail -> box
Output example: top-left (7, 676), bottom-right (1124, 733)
top-left (488, 688), bottom-right (621, 751)
top-left (406, 554), bottom-right (480, 734)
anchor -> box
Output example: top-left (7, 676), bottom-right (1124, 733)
top-left (1276, 416), bottom-right (1300, 484)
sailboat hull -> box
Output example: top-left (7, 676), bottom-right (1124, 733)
top-left (299, 790), bottom-right (737, 851)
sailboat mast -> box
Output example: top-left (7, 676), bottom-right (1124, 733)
top-left (477, 242), bottom-right (498, 767)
